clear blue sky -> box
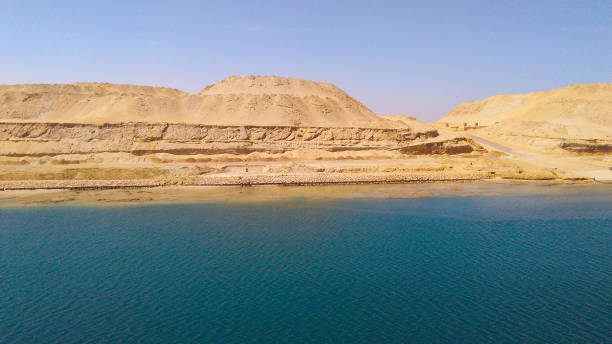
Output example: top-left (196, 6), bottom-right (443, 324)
top-left (1, 1), bottom-right (610, 121)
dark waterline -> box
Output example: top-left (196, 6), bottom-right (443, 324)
top-left (1, 192), bottom-right (611, 343)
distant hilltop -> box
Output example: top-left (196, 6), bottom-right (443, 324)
top-left (199, 75), bottom-right (345, 96)
top-left (439, 83), bottom-right (612, 139)
top-left (0, 76), bottom-right (390, 128)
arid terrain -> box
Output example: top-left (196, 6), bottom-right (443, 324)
top-left (438, 83), bottom-right (612, 181)
top-left (0, 76), bottom-right (610, 195)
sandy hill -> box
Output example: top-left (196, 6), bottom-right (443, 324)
top-left (439, 83), bottom-right (612, 139)
top-left (195, 76), bottom-right (385, 127)
top-left (0, 76), bottom-right (392, 128)
top-left (378, 115), bottom-right (434, 132)
top-left (0, 83), bottom-right (189, 124)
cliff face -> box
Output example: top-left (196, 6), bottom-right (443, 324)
top-left (0, 121), bottom-right (488, 190)
top-left (0, 122), bottom-right (481, 157)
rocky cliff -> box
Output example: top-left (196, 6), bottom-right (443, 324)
top-left (0, 122), bottom-right (482, 157)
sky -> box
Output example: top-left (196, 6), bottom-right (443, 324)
top-left (1, 1), bottom-right (610, 121)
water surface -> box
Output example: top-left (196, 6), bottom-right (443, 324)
top-left (1, 188), bottom-right (611, 343)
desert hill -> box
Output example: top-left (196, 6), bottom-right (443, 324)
top-left (0, 76), bottom-right (391, 128)
top-left (439, 83), bottom-right (612, 140)
top-left (3, 76), bottom-right (608, 189)
top-left (378, 115), bottom-right (433, 132)
top-left (0, 76), bottom-right (492, 190)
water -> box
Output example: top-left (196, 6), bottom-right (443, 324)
top-left (1, 190), bottom-right (611, 343)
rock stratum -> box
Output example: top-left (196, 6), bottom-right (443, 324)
top-left (0, 76), bottom-right (494, 189)
top-left (1, 122), bottom-right (472, 157)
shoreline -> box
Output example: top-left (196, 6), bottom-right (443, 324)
top-left (0, 175), bottom-right (595, 192)
top-left (0, 176), bottom-right (485, 191)
top-left (1, 179), bottom-right (608, 208)
top-left (0, 169), bottom-right (599, 192)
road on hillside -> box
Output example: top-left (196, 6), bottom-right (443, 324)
top-left (464, 133), bottom-right (529, 158)
top-left (462, 132), bottom-right (612, 182)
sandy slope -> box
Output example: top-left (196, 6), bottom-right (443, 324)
top-left (437, 83), bottom-right (612, 181)
top-left (0, 76), bottom-right (393, 128)
top-left (439, 83), bottom-right (612, 140)
top-left (378, 115), bottom-right (434, 133)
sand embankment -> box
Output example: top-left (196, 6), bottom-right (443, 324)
top-left (0, 76), bottom-right (497, 189)
top-left (1, 76), bottom-right (608, 190)
top-left (436, 83), bottom-right (612, 181)
top-left (438, 83), bottom-right (612, 152)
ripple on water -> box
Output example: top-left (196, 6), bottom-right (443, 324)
top-left (1, 193), bottom-right (611, 343)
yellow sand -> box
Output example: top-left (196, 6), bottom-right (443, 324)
top-left (0, 76), bottom-right (395, 128)
top-left (439, 83), bottom-right (612, 140)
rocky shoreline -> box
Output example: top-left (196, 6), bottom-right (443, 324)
top-left (0, 172), bottom-right (491, 191)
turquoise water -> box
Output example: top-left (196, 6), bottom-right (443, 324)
top-left (1, 191), bottom-right (611, 343)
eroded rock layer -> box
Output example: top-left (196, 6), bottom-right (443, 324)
top-left (0, 122), bottom-right (481, 157)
